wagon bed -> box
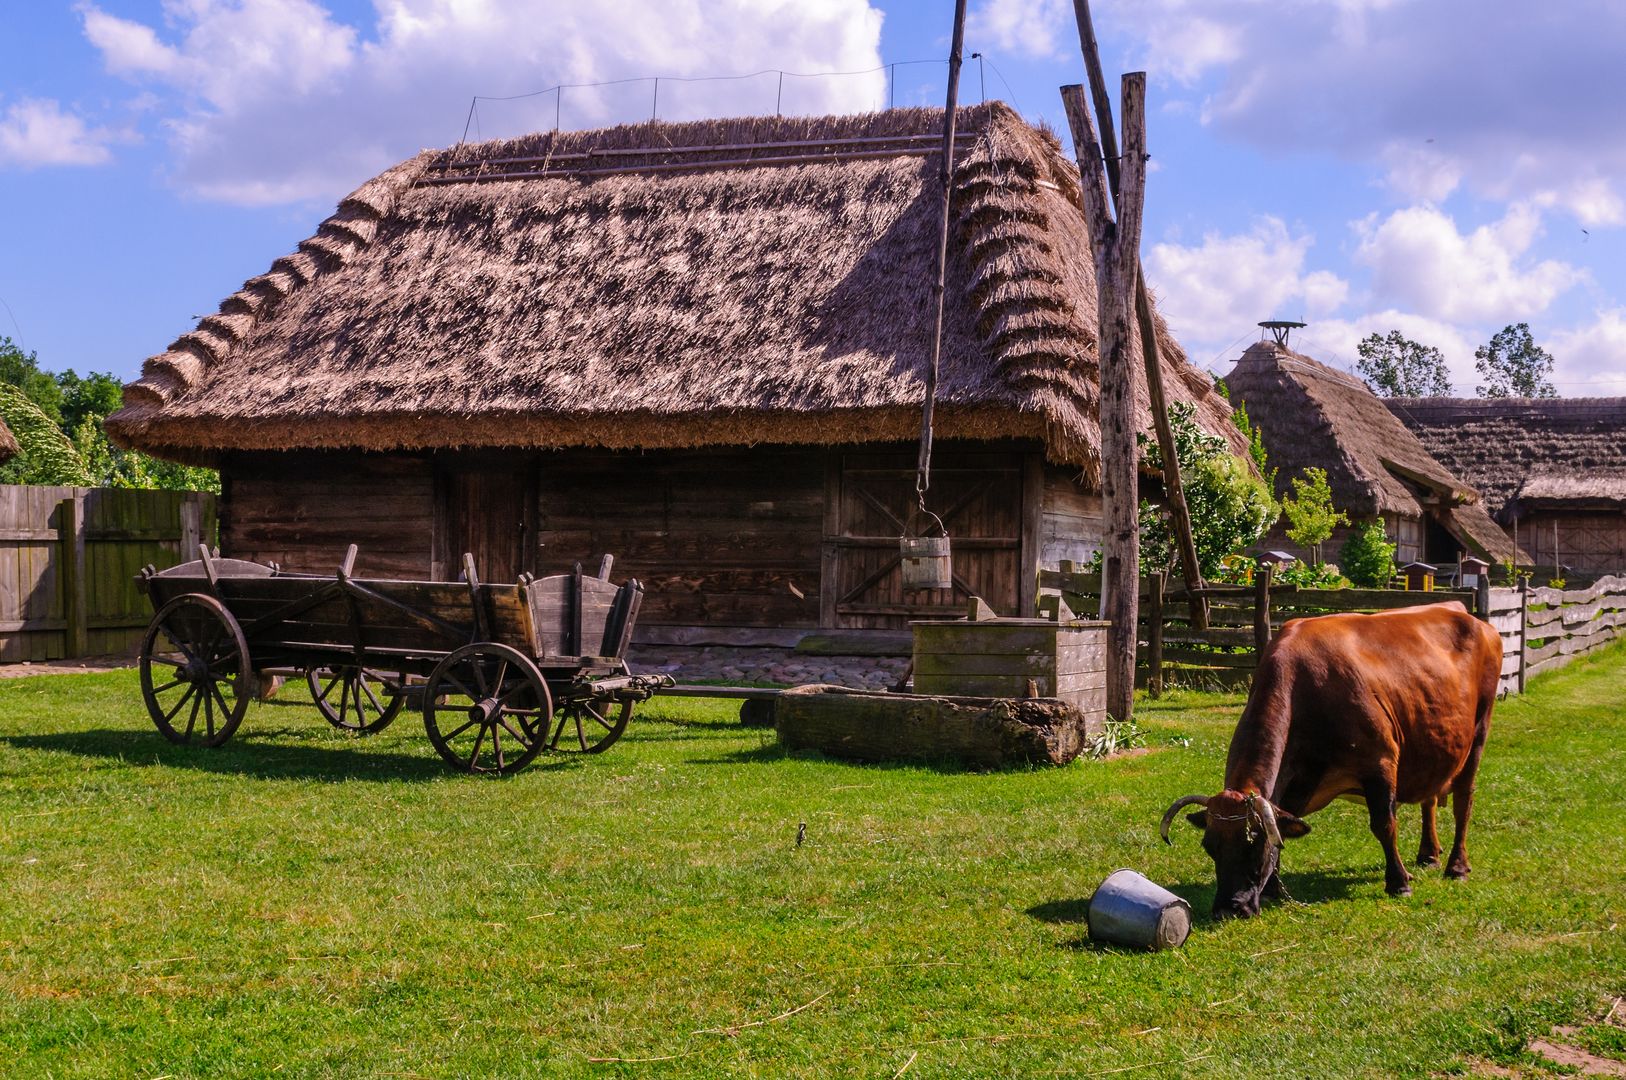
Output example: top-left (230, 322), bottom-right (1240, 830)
top-left (136, 546), bottom-right (669, 774)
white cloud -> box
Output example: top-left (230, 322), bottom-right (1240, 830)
top-left (967, 0), bottom-right (1068, 59)
top-left (1146, 217), bottom-right (1349, 363)
top-left (1094, 0), bottom-right (1626, 227)
top-left (1546, 309), bottom-right (1626, 395)
top-left (1354, 203), bottom-right (1586, 324)
top-left (0, 98), bottom-right (117, 168)
top-left (81, 0), bottom-right (886, 205)
top-left (1293, 311), bottom-right (1479, 393)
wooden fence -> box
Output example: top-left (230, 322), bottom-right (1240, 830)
top-left (1039, 564), bottom-right (1534, 697)
top-left (1523, 575), bottom-right (1626, 681)
top-left (0, 485), bottom-right (216, 662)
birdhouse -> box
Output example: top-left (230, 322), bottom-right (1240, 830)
top-left (1256, 550), bottom-right (1297, 568)
top-left (1459, 556), bottom-right (1490, 589)
top-left (1402, 561), bottom-right (1437, 591)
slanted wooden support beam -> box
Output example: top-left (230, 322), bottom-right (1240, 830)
top-left (1073, 0), bottom-right (1208, 631)
top-left (1061, 77), bottom-right (1144, 723)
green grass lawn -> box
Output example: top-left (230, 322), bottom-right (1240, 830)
top-left (2, 647), bottom-right (1623, 1079)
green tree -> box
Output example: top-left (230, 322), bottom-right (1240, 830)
top-left (0, 336), bottom-right (63, 421)
top-left (1474, 323), bottom-right (1557, 398)
top-left (1356, 330), bottom-right (1452, 397)
top-left (1229, 401), bottom-right (1272, 478)
top-left (1136, 402), bottom-right (1280, 578)
top-left (56, 369), bottom-right (125, 432)
top-left (1280, 467), bottom-right (1349, 564)
top-left (0, 384), bottom-right (93, 486)
top-left (1339, 520), bottom-right (1397, 587)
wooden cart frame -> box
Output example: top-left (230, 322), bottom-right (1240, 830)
top-left (135, 545), bottom-right (669, 774)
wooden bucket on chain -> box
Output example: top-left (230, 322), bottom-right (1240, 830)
top-left (899, 536), bottom-right (953, 591)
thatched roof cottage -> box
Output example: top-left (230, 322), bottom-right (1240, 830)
top-left (1388, 397), bottom-right (1626, 573)
top-left (0, 417), bottom-right (17, 464)
top-left (107, 103), bottom-right (1240, 649)
top-left (1226, 342), bottom-right (1519, 568)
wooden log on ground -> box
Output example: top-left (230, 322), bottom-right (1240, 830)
top-left (774, 685), bottom-right (1098, 768)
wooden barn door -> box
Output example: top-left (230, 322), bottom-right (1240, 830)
top-left (825, 450), bottom-right (1024, 629)
top-left (435, 462), bottom-right (538, 584)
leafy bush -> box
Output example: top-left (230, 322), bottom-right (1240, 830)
top-left (1339, 520), bottom-right (1397, 587)
top-left (1137, 403), bottom-right (1279, 578)
top-left (1274, 559), bottom-right (1349, 589)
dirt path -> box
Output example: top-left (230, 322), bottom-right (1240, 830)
top-left (0, 656), bottom-right (133, 679)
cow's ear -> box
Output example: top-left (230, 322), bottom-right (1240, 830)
top-left (1277, 811), bottom-right (1311, 839)
top-left (1185, 810), bottom-right (1208, 830)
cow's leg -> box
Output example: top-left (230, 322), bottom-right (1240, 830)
top-left (1417, 797), bottom-right (1442, 868)
top-left (1446, 743), bottom-right (1486, 880)
top-left (1362, 774), bottom-right (1411, 896)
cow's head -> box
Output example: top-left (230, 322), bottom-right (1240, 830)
top-left (1160, 790), bottom-right (1310, 919)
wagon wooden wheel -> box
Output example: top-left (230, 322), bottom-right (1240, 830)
top-left (306, 666), bottom-right (405, 734)
top-left (423, 643), bottom-right (551, 775)
top-left (546, 695), bottom-right (631, 754)
top-left (139, 593), bottom-right (252, 748)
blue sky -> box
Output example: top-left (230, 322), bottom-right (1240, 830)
top-left (3, 0), bottom-right (1625, 396)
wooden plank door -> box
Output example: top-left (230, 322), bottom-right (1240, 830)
top-left (826, 450), bottom-right (1024, 629)
top-left (436, 465), bottom-right (537, 584)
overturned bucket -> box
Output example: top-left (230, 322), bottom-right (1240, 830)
top-left (899, 535), bottom-right (953, 590)
top-left (1086, 869), bottom-right (1192, 951)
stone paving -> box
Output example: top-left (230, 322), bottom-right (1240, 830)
top-left (625, 645), bottom-right (908, 690)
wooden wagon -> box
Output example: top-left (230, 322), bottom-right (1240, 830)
top-left (135, 545), bottom-right (669, 774)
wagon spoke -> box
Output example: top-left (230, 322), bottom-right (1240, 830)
top-left (586, 704), bottom-right (615, 732)
top-left (443, 674), bottom-right (478, 702)
top-left (492, 726), bottom-right (506, 772)
top-left (549, 711), bottom-right (570, 749)
top-left (149, 677), bottom-right (184, 695)
top-left (497, 717), bottom-right (532, 747)
top-left (466, 724), bottom-right (488, 771)
top-left (164, 685), bottom-right (197, 726)
top-left (492, 659), bottom-right (509, 698)
top-left (574, 711), bottom-right (588, 751)
top-left (184, 692), bottom-right (201, 739)
top-left (315, 672), bottom-right (342, 704)
top-left (359, 675), bottom-right (386, 714)
top-left (440, 716), bottom-right (481, 742)
top-left (470, 659), bottom-right (490, 697)
top-left (338, 676), bottom-right (351, 730)
top-left (210, 683), bottom-right (233, 726)
top-left (203, 687), bottom-right (215, 738)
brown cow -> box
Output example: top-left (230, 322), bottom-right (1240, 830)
top-left (1160, 601), bottom-right (1501, 919)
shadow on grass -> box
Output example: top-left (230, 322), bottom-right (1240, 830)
top-left (687, 743), bottom-right (1028, 775)
top-left (0, 727), bottom-right (578, 783)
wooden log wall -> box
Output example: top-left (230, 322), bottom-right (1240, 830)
top-left (539, 448), bottom-right (825, 630)
top-left (222, 452), bottom-right (434, 580)
top-left (0, 485), bottom-right (215, 662)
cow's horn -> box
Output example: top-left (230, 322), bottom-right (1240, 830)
top-left (1257, 797), bottom-right (1284, 848)
top-left (1159, 795), bottom-right (1211, 845)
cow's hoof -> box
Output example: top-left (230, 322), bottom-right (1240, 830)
top-left (1387, 883), bottom-right (1413, 897)
top-left (1416, 854), bottom-right (1441, 869)
top-left (1445, 864), bottom-right (1470, 880)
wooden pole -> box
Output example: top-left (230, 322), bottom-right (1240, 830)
top-left (1253, 562), bottom-right (1274, 656)
top-left (915, 0), bottom-right (970, 503)
top-left (1060, 78), bottom-right (1145, 723)
top-left (1148, 570), bottom-right (1165, 699)
top-left (1517, 576), bottom-right (1529, 694)
top-left (1071, 0), bottom-right (1208, 631)
top-left (59, 495), bottom-right (89, 659)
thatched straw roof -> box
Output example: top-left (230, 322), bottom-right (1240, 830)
top-left (1227, 342), bottom-right (1519, 561)
top-left (1387, 397), bottom-right (1626, 518)
top-left (0, 417), bottom-right (17, 464)
top-left (105, 103), bottom-right (1239, 480)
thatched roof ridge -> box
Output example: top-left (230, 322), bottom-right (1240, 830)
top-left (0, 416), bottom-right (17, 464)
top-left (105, 103), bottom-right (1240, 478)
top-left (1226, 342), bottom-right (1519, 561)
top-left (1387, 397), bottom-right (1626, 518)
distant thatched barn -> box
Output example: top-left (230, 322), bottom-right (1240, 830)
top-left (1226, 342), bottom-right (1519, 567)
top-left (1388, 398), bottom-right (1626, 574)
top-left (0, 418), bottom-right (16, 464)
top-left (106, 103), bottom-right (1240, 651)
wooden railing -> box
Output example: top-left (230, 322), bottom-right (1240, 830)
top-left (1523, 576), bottom-right (1626, 681)
top-left (1039, 564), bottom-right (1536, 697)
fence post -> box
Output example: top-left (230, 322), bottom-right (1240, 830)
top-left (1475, 573), bottom-right (1491, 619)
top-left (1147, 571), bottom-right (1165, 699)
top-left (58, 494), bottom-right (89, 658)
top-left (1517, 577), bottom-right (1529, 695)
top-left (1253, 563), bottom-right (1274, 657)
